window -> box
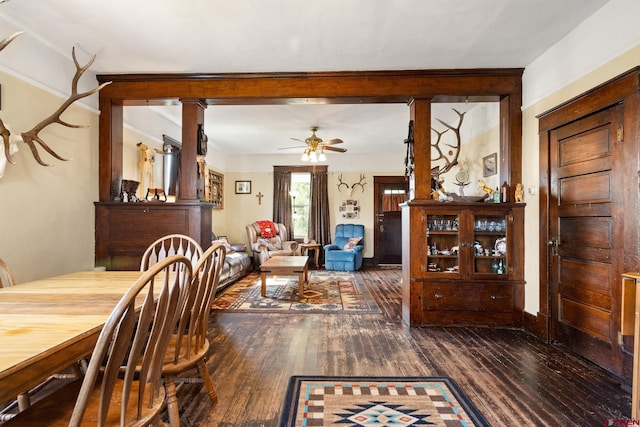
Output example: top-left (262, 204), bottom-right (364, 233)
top-left (382, 188), bottom-right (406, 212)
top-left (291, 172), bottom-right (311, 239)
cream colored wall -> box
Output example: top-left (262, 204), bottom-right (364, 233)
top-left (0, 71), bottom-right (99, 283)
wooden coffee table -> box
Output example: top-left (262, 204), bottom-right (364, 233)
top-left (259, 256), bottom-right (309, 297)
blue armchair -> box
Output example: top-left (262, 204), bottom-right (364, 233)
top-left (324, 224), bottom-right (365, 271)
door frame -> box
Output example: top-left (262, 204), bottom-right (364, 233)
top-left (373, 175), bottom-right (408, 265)
top-left (536, 67), bottom-right (640, 347)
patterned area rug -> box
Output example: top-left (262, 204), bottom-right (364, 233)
top-left (280, 376), bottom-right (489, 427)
top-left (212, 271), bottom-right (380, 313)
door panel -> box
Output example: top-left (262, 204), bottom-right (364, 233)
top-left (550, 105), bottom-right (622, 376)
top-left (374, 176), bottom-right (407, 265)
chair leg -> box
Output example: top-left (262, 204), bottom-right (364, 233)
top-left (197, 359), bottom-right (218, 406)
top-left (164, 375), bottom-right (181, 427)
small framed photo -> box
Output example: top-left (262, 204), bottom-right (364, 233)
top-left (483, 153), bottom-right (497, 177)
top-left (235, 180), bottom-right (251, 194)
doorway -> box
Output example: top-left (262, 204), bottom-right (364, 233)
top-left (547, 104), bottom-right (624, 377)
top-left (374, 176), bottom-right (408, 265)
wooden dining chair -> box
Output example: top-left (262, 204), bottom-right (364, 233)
top-left (161, 242), bottom-right (226, 427)
top-left (0, 257), bottom-right (16, 288)
top-left (140, 233), bottom-right (204, 271)
top-left (4, 254), bottom-right (193, 427)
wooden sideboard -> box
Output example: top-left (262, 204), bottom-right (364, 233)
top-left (95, 202), bottom-right (212, 270)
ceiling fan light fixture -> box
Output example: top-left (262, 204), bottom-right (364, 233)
top-left (294, 126), bottom-right (343, 162)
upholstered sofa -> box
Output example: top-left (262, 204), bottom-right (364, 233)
top-left (211, 234), bottom-right (253, 291)
top-left (246, 221), bottom-right (298, 266)
top-left (324, 224), bottom-right (365, 271)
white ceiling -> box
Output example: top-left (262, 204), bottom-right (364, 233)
top-left (0, 0), bottom-right (609, 156)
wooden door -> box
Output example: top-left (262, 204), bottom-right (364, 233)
top-left (549, 105), bottom-right (624, 376)
top-left (374, 176), bottom-right (408, 265)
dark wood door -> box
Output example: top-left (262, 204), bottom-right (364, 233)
top-left (549, 104), bottom-right (624, 376)
top-left (374, 176), bottom-right (408, 265)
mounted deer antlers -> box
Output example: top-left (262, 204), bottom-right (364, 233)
top-left (0, 31), bottom-right (22, 52)
top-left (6, 47), bottom-right (112, 166)
top-left (431, 108), bottom-right (466, 178)
top-left (337, 173), bottom-right (367, 196)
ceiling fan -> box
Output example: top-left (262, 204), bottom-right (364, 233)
top-left (280, 126), bottom-right (346, 162)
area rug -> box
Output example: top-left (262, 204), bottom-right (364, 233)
top-left (212, 271), bottom-right (380, 313)
top-left (279, 376), bottom-right (489, 427)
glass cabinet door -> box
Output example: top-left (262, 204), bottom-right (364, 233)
top-left (425, 214), bottom-right (460, 275)
top-left (472, 214), bottom-right (508, 276)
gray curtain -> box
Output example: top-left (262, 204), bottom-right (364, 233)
top-left (309, 170), bottom-right (331, 249)
top-left (273, 170), bottom-right (292, 239)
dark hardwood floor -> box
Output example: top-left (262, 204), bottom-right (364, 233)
top-left (172, 266), bottom-right (631, 426)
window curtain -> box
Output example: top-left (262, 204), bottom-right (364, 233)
top-left (309, 170), bottom-right (331, 249)
top-left (273, 170), bottom-right (292, 239)
top-left (383, 194), bottom-right (405, 212)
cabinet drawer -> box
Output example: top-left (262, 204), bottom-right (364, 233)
top-left (422, 283), bottom-right (515, 312)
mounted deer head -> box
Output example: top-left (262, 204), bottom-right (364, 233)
top-left (0, 47), bottom-right (111, 167)
top-left (337, 173), bottom-right (367, 197)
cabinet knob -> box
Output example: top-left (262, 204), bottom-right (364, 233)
top-left (434, 293), bottom-right (444, 299)
top-left (490, 294), bottom-right (499, 300)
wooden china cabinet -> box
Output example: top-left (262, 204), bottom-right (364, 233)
top-left (402, 201), bottom-right (525, 326)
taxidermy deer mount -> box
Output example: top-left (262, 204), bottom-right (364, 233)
top-left (337, 173), bottom-right (367, 196)
top-left (0, 0), bottom-right (111, 169)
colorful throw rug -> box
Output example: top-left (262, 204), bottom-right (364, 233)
top-left (212, 271), bottom-right (380, 313)
top-left (280, 376), bottom-right (489, 427)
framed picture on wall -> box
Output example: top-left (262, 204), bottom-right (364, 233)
top-left (235, 180), bottom-right (251, 194)
top-left (483, 153), bottom-right (497, 177)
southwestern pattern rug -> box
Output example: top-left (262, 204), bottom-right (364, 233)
top-left (212, 271), bottom-right (380, 313)
top-left (279, 376), bottom-right (489, 427)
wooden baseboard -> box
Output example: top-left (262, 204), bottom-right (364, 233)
top-left (523, 311), bottom-right (549, 342)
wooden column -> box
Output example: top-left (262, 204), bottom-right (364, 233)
top-left (98, 98), bottom-right (123, 202)
top-left (179, 99), bottom-right (206, 201)
top-left (409, 98), bottom-right (432, 200)
top-left (500, 93), bottom-right (523, 186)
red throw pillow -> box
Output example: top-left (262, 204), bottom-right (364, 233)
top-left (257, 220), bottom-right (277, 238)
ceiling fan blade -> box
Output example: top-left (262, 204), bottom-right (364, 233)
top-left (290, 137), bottom-right (306, 143)
top-left (278, 145), bottom-right (307, 150)
top-left (322, 138), bottom-right (343, 145)
top-left (323, 146), bottom-right (347, 153)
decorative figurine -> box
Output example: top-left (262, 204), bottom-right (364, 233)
top-left (514, 183), bottom-right (524, 203)
top-left (478, 179), bottom-right (494, 197)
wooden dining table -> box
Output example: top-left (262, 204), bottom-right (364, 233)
top-left (0, 270), bottom-right (145, 406)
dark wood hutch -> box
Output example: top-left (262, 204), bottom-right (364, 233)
top-left (95, 69), bottom-right (524, 326)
